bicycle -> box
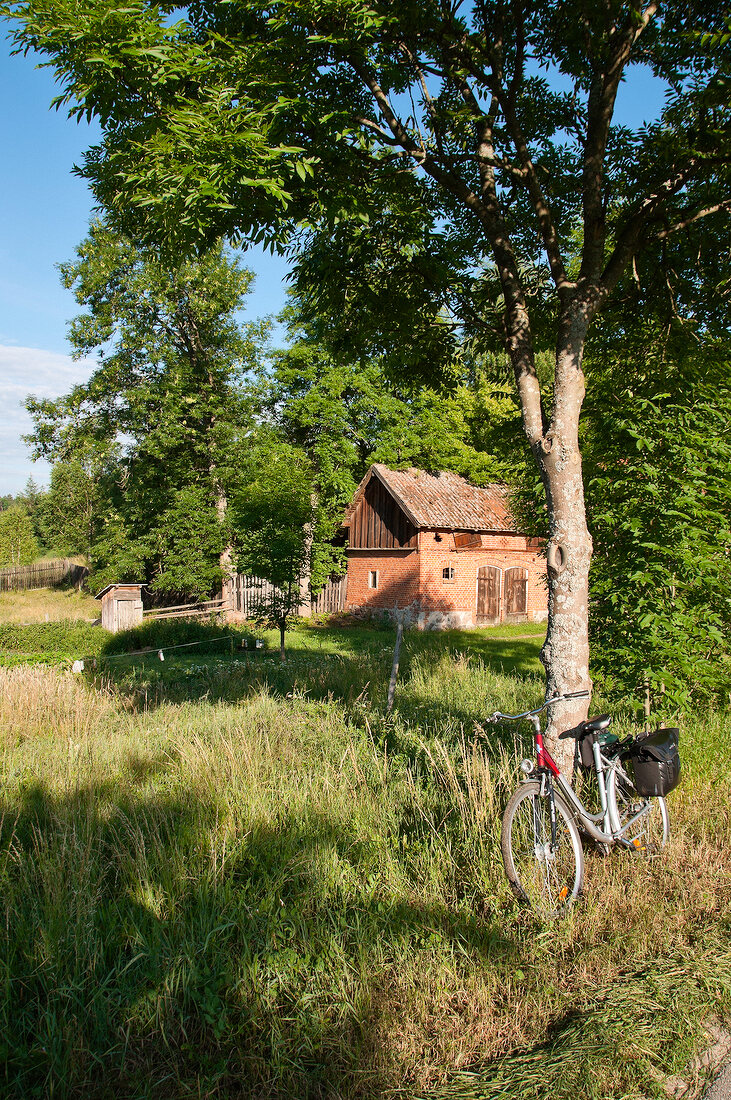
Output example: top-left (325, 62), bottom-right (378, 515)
top-left (488, 692), bottom-right (680, 918)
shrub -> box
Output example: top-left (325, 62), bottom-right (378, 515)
top-left (0, 621), bottom-right (108, 657)
top-left (105, 617), bottom-right (239, 657)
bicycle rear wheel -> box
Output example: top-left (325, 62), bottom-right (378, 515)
top-left (607, 762), bottom-right (669, 853)
top-left (501, 781), bottom-right (584, 918)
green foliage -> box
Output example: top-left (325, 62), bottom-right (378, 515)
top-left (107, 616), bottom-right (235, 656)
top-left (25, 221), bottom-right (268, 594)
top-left (147, 487), bottom-right (224, 599)
top-left (0, 504), bottom-right (39, 567)
top-left (232, 440), bottom-right (314, 632)
top-left (38, 455), bottom-right (105, 558)
top-left (584, 336), bottom-right (731, 713)
top-left (6, 0), bottom-right (728, 375)
top-left (0, 620), bottom-right (107, 656)
top-left (89, 509), bottom-right (148, 593)
top-left (18, 477), bottom-right (47, 549)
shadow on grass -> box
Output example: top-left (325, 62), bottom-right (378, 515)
top-left (0, 770), bottom-right (520, 1099)
top-left (90, 622), bottom-right (543, 727)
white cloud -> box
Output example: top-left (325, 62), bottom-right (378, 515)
top-left (0, 345), bottom-right (96, 494)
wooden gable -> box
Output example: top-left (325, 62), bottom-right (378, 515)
top-left (348, 474), bottom-right (418, 549)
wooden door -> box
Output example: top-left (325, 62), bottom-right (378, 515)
top-left (504, 567), bottom-right (528, 619)
top-left (476, 566), bottom-right (501, 625)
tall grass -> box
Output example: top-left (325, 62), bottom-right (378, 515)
top-left (0, 627), bottom-right (728, 1099)
top-left (0, 586), bottom-right (98, 624)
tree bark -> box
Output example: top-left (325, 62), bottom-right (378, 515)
top-left (535, 301), bottom-right (594, 771)
top-left (215, 483), bottom-right (234, 578)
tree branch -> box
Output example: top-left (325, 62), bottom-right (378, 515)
top-left (656, 200), bottom-right (731, 239)
top-left (580, 0), bottom-right (659, 282)
top-left (348, 60), bottom-right (427, 163)
top-left (355, 116), bottom-right (402, 146)
top-left (349, 51), bottom-right (545, 451)
top-left (398, 40), bottom-right (445, 159)
top-left (599, 161), bottom-right (702, 298)
top-left (457, 6), bottom-right (571, 292)
top-left (496, 94), bottom-right (571, 291)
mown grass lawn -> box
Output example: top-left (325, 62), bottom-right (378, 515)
top-left (0, 619), bottom-right (728, 1099)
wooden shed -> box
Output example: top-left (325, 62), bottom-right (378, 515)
top-left (95, 583), bottom-right (144, 633)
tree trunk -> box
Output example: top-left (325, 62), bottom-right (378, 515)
top-left (298, 502), bottom-right (314, 617)
top-left (533, 304), bottom-right (594, 772)
top-left (540, 454), bottom-right (593, 772)
top-left (279, 618), bottom-right (286, 663)
top-left (213, 475), bottom-right (235, 615)
top-left (215, 483), bottom-right (233, 578)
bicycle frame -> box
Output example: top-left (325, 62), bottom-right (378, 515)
top-left (532, 720), bottom-right (652, 848)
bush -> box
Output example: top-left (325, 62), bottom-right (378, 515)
top-left (105, 617), bottom-right (239, 657)
top-left (0, 621), bottom-right (108, 657)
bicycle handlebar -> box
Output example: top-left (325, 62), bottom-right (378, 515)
top-left (486, 690), bottom-right (590, 724)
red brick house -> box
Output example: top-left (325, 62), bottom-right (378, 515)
top-left (343, 464), bottom-right (547, 629)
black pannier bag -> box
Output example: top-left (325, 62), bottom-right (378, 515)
top-left (626, 728), bottom-right (681, 798)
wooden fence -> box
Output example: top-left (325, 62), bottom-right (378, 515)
top-left (226, 575), bottom-right (283, 618)
top-left (85, 572), bottom-right (349, 632)
top-left (227, 573), bottom-right (348, 618)
top-left (142, 597), bottom-right (230, 622)
top-left (311, 574), bottom-right (348, 614)
top-left (0, 558), bottom-right (89, 593)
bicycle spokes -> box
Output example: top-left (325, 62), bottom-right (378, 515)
top-left (505, 788), bottom-right (582, 916)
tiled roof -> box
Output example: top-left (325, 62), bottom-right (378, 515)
top-left (345, 464), bottom-right (517, 532)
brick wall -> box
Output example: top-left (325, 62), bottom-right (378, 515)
top-left (345, 549), bottom-right (420, 615)
top-left (346, 529), bottom-right (547, 629)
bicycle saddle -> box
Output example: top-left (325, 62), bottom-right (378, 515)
top-left (558, 714), bottom-right (612, 739)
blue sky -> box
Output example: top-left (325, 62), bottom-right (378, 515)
top-left (0, 32), bottom-right (668, 494)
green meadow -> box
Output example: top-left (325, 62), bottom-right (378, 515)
top-left (0, 616), bottom-right (728, 1098)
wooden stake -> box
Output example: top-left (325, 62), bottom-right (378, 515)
top-left (387, 617), bottom-right (404, 714)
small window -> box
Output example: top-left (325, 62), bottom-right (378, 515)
top-left (442, 565), bottom-right (456, 582)
top-left (368, 570), bottom-right (379, 589)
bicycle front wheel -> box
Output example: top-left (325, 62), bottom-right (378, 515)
top-left (607, 761), bottom-right (669, 854)
top-left (501, 781), bottom-right (584, 918)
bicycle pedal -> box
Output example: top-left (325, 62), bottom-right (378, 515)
top-left (632, 838), bottom-right (646, 850)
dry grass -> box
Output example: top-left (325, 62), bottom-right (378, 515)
top-left (0, 585), bottom-right (98, 624)
top-left (0, 640), bottom-right (728, 1100)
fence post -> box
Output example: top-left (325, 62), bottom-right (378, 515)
top-left (387, 615), bottom-right (405, 714)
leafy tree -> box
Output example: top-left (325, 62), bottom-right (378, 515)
top-left (88, 509), bottom-right (147, 594)
top-left (146, 486), bottom-right (225, 599)
top-left (25, 222), bottom-right (267, 594)
top-left (9, 0), bottom-right (731, 759)
top-left (0, 505), bottom-right (39, 568)
top-left (0, 479), bottom-right (50, 552)
top-left (38, 453), bottom-right (108, 559)
top-left (584, 334), bottom-right (731, 715)
top-left (231, 440), bottom-right (315, 660)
